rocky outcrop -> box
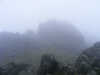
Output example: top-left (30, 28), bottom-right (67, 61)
top-left (75, 42), bottom-right (100, 75)
top-left (0, 42), bottom-right (100, 75)
top-left (37, 54), bottom-right (76, 75)
top-left (37, 54), bottom-right (60, 75)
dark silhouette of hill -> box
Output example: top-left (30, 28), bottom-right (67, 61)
top-left (0, 20), bottom-right (87, 65)
top-left (38, 20), bottom-right (86, 53)
top-left (0, 31), bottom-right (37, 64)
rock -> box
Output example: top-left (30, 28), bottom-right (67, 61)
top-left (37, 54), bottom-right (76, 75)
top-left (75, 42), bottom-right (100, 75)
top-left (37, 54), bottom-right (59, 75)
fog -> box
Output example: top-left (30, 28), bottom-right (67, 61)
top-left (0, 0), bottom-right (100, 45)
top-left (0, 1), bottom-right (100, 74)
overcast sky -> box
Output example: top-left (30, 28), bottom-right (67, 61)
top-left (0, 0), bottom-right (100, 44)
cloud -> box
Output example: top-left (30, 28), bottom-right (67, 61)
top-left (0, 0), bottom-right (100, 43)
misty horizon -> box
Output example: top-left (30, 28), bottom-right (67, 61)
top-left (0, 0), bottom-right (100, 75)
top-left (0, 0), bottom-right (100, 45)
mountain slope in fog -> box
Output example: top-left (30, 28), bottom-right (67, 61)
top-left (0, 20), bottom-right (87, 64)
top-left (0, 31), bottom-right (37, 64)
top-left (38, 20), bottom-right (86, 53)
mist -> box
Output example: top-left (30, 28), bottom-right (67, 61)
top-left (0, 0), bottom-right (100, 75)
top-left (0, 0), bottom-right (100, 45)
